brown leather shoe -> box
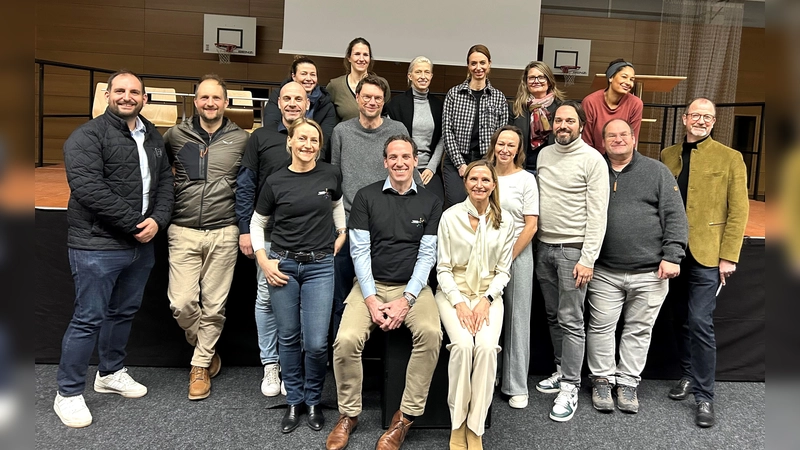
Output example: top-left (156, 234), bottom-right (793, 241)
top-left (209, 353), bottom-right (221, 378)
top-left (375, 410), bottom-right (413, 450)
top-left (326, 414), bottom-right (358, 450)
top-left (188, 366), bottom-right (210, 400)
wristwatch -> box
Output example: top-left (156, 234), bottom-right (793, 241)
top-left (403, 291), bottom-right (416, 308)
top-left (336, 228), bottom-right (347, 235)
top-left (485, 294), bottom-right (494, 304)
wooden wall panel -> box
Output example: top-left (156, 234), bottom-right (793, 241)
top-left (143, 0), bottom-right (250, 16)
top-left (37, 26), bottom-right (145, 56)
top-left (36, 2), bottom-right (145, 32)
top-left (34, 4), bottom-right (765, 173)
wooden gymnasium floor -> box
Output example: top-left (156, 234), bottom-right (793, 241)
top-left (35, 164), bottom-right (766, 237)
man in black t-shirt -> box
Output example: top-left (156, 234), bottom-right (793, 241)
top-left (326, 136), bottom-right (443, 450)
top-left (234, 81), bottom-right (308, 398)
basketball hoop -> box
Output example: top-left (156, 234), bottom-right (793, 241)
top-left (560, 66), bottom-right (580, 86)
top-left (215, 43), bottom-right (237, 64)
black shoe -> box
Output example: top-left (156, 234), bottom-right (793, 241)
top-left (695, 401), bottom-right (715, 428)
top-left (307, 404), bottom-right (325, 431)
top-left (668, 378), bottom-right (691, 400)
top-left (281, 404), bottom-right (305, 433)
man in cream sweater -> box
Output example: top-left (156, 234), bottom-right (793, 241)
top-left (534, 100), bottom-right (609, 422)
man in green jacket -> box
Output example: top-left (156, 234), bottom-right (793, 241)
top-left (660, 97), bottom-right (749, 428)
top-left (163, 74), bottom-right (249, 401)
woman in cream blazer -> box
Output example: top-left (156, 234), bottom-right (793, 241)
top-left (436, 160), bottom-right (514, 450)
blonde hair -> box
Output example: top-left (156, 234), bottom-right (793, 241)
top-left (286, 117), bottom-right (324, 160)
top-left (463, 160), bottom-right (503, 229)
top-left (512, 61), bottom-right (565, 118)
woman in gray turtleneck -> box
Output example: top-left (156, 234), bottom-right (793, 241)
top-left (385, 56), bottom-right (445, 201)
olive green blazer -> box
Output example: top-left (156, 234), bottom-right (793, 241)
top-left (661, 137), bottom-right (749, 267)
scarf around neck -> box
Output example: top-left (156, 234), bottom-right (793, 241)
top-left (464, 199), bottom-right (491, 295)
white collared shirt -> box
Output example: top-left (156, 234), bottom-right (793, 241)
top-left (130, 117), bottom-right (151, 214)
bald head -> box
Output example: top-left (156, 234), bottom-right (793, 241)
top-left (278, 81), bottom-right (309, 127)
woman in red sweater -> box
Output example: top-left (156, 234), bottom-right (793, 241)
top-left (580, 59), bottom-right (642, 153)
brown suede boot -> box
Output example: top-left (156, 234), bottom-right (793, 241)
top-left (326, 414), bottom-right (358, 450)
top-left (448, 421), bottom-right (467, 450)
top-left (375, 410), bottom-right (413, 450)
top-left (465, 427), bottom-right (483, 450)
top-left (188, 366), bottom-right (210, 400)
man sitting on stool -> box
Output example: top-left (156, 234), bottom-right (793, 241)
top-left (327, 135), bottom-right (443, 450)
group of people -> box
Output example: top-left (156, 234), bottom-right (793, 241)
top-left (53, 36), bottom-right (749, 450)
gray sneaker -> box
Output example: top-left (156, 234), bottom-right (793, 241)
top-left (591, 378), bottom-right (614, 412)
top-left (616, 385), bottom-right (639, 413)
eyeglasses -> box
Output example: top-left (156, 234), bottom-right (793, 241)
top-left (360, 94), bottom-right (384, 104)
top-left (685, 113), bottom-right (715, 123)
top-left (527, 75), bottom-right (547, 83)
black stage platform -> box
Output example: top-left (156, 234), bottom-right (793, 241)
top-left (35, 208), bottom-right (764, 382)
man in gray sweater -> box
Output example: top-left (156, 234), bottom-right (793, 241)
top-left (329, 75), bottom-right (412, 338)
top-left (535, 100), bottom-right (609, 422)
top-left (586, 118), bottom-right (688, 415)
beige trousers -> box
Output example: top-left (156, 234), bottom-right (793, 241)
top-left (333, 281), bottom-right (442, 417)
top-left (436, 292), bottom-right (503, 437)
top-left (167, 224), bottom-right (239, 367)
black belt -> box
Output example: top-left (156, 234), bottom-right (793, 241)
top-left (540, 242), bottom-right (583, 250)
top-left (275, 250), bottom-right (329, 263)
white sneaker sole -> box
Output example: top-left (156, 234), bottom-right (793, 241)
top-left (536, 385), bottom-right (560, 394)
top-left (54, 404), bottom-right (92, 428)
top-left (509, 397), bottom-right (528, 409)
top-left (549, 408), bottom-right (576, 422)
top-left (93, 384), bottom-right (148, 398)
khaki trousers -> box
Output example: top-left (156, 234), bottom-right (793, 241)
top-left (333, 282), bottom-right (442, 417)
top-left (167, 224), bottom-right (238, 367)
top-left (436, 292), bottom-right (503, 437)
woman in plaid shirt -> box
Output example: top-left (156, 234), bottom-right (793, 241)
top-left (441, 44), bottom-right (510, 209)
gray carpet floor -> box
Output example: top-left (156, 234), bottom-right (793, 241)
top-left (35, 364), bottom-right (764, 449)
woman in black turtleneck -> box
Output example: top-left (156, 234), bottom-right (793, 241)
top-left (385, 56), bottom-right (445, 201)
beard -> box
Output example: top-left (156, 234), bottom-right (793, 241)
top-left (555, 129), bottom-right (579, 146)
top-left (108, 101), bottom-right (143, 120)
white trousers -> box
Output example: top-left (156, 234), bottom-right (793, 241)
top-left (436, 292), bottom-right (503, 436)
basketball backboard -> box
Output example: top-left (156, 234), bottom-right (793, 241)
top-left (203, 14), bottom-right (257, 56)
top-left (542, 38), bottom-right (591, 77)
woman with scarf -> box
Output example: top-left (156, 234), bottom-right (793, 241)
top-left (581, 58), bottom-right (643, 153)
top-left (510, 61), bottom-right (565, 174)
top-left (436, 160), bottom-right (514, 450)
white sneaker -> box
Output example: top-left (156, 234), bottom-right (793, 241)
top-left (94, 367), bottom-right (147, 398)
top-left (509, 394), bottom-right (528, 409)
top-left (261, 363), bottom-right (281, 397)
top-left (281, 380), bottom-right (287, 396)
top-left (550, 383), bottom-right (578, 422)
top-left (536, 365), bottom-right (562, 393)
top-left (54, 393), bottom-right (92, 428)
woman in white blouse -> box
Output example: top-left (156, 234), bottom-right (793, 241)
top-left (486, 125), bottom-right (539, 409)
top-left (436, 160), bottom-right (514, 450)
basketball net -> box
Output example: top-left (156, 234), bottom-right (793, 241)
top-left (215, 43), bottom-right (237, 64)
top-left (560, 66), bottom-right (580, 86)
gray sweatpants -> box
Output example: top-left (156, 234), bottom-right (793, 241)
top-left (501, 243), bottom-right (534, 396)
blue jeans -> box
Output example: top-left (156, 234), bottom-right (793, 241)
top-left (268, 251), bottom-right (334, 406)
top-left (254, 242), bottom-right (279, 366)
top-left (332, 239), bottom-right (355, 340)
top-left (535, 241), bottom-right (588, 387)
top-left (57, 244), bottom-right (155, 396)
top-left (670, 251), bottom-right (720, 402)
